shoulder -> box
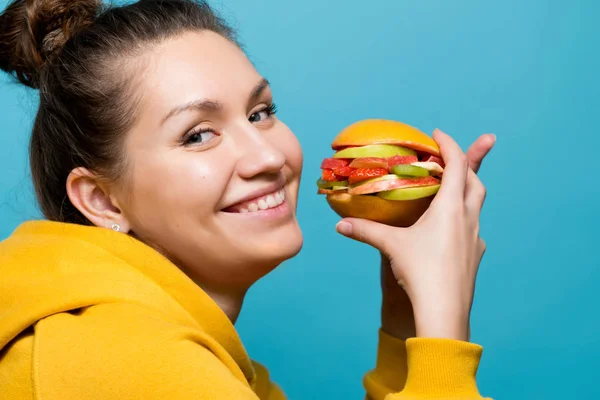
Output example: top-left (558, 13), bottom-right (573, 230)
top-left (33, 303), bottom-right (258, 399)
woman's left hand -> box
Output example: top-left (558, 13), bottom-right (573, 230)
top-left (380, 132), bottom-right (496, 340)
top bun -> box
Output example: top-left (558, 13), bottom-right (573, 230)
top-left (0, 0), bottom-right (101, 88)
top-left (331, 119), bottom-right (440, 157)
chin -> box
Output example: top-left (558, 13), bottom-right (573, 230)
top-left (266, 226), bottom-right (304, 261)
top-left (246, 224), bottom-right (304, 276)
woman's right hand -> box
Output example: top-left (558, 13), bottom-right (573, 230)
top-left (335, 128), bottom-right (490, 342)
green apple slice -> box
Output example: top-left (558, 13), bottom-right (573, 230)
top-left (390, 164), bottom-right (429, 177)
top-left (377, 185), bottom-right (441, 200)
top-left (332, 144), bottom-right (416, 159)
top-left (316, 179), bottom-right (349, 189)
top-left (411, 161), bottom-right (444, 176)
top-left (331, 181), bottom-right (348, 189)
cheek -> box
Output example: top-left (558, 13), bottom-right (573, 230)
top-left (126, 151), bottom-right (227, 222)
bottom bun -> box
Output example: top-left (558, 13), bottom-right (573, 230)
top-left (326, 192), bottom-right (433, 227)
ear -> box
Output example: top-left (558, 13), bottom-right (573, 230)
top-left (66, 167), bottom-right (130, 233)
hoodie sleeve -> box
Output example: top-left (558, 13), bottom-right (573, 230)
top-left (33, 302), bottom-right (266, 400)
top-left (364, 329), bottom-right (491, 400)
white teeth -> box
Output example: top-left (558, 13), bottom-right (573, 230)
top-left (266, 195), bottom-right (277, 208)
top-left (273, 190), bottom-right (285, 206)
top-left (234, 187), bottom-right (286, 213)
top-left (258, 199), bottom-right (268, 210)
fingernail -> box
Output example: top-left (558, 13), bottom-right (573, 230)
top-left (433, 128), bottom-right (443, 135)
top-left (487, 133), bottom-right (496, 142)
top-left (336, 221), bottom-right (353, 236)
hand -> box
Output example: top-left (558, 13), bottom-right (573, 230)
top-left (379, 132), bottom-right (495, 340)
top-left (337, 129), bottom-right (493, 341)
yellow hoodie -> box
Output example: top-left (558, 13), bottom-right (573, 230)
top-left (0, 221), bottom-right (489, 399)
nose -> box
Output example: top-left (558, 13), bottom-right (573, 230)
top-left (233, 122), bottom-right (286, 179)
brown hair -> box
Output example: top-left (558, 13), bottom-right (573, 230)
top-left (0, 0), bottom-right (237, 224)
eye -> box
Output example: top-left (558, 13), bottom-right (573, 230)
top-left (249, 103), bottom-right (278, 123)
top-left (183, 128), bottom-right (217, 146)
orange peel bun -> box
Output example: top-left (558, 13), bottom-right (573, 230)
top-left (332, 119), bottom-right (440, 157)
top-left (325, 119), bottom-right (440, 227)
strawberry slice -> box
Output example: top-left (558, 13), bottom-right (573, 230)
top-left (387, 155), bottom-right (418, 168)
top-left (333, 166), bottom-right (356, 177)
top-left (322, 169), bottom-right (343, 182)
top-left (321, 158), bottom-right (350, 170)
top-left (349, 157), bottom-right (388, 169)
top-left (348, 168), bottom-right (388, 185)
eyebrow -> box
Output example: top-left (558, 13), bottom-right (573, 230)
top-left (162, 78), bottom-right (271, 124)
top-left (248, 78), bottom-right (271, 104)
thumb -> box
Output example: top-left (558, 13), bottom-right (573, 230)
top-left (335, 218), bottom-right (396, 253)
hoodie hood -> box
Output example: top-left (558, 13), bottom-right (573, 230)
top-left (0, 220), bottom-right (255, 381)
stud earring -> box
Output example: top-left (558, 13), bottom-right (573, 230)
top-left (111, 223), bottom-right (121, 232)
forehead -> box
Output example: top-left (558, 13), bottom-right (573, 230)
top-left (139, 31), bottom-right (260, 111)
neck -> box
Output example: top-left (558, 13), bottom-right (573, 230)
top-left (202, 286), bottom-right (249, 323)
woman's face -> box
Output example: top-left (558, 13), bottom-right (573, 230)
top-left (117, 31), bottom-right (303, 289)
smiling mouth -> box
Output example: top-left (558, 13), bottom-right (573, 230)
top-left (223, 188), bottom-right (286, 213)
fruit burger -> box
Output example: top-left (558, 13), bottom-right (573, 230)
top-left (317, 119), bottom-right (445, 227)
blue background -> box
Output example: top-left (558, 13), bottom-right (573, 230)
top-left (1, 0), bottom-right (598, 398)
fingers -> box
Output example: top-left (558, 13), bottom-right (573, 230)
top-left (431, 128), bottom-right (469, 201)
top-left (478, 237), bottom-right (487, 255)
top-left (335, 218), bottom-right (398, 255)
top-left (465, 167), bottom-right (487, 214)
top-left (476, 237), bottom-right (487, 270)
top-left (431, 129), bottom-right (491, 215)
top-left (466, 134), bottom-right (496, 174)
top-left (465, 135), bottom-right (494, 213)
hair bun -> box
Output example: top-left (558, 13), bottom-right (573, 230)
top-left (0, 0), bottom-right (102, 88)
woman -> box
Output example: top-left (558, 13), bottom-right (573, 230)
top-left (0, 0), bottom-right (495, 399)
